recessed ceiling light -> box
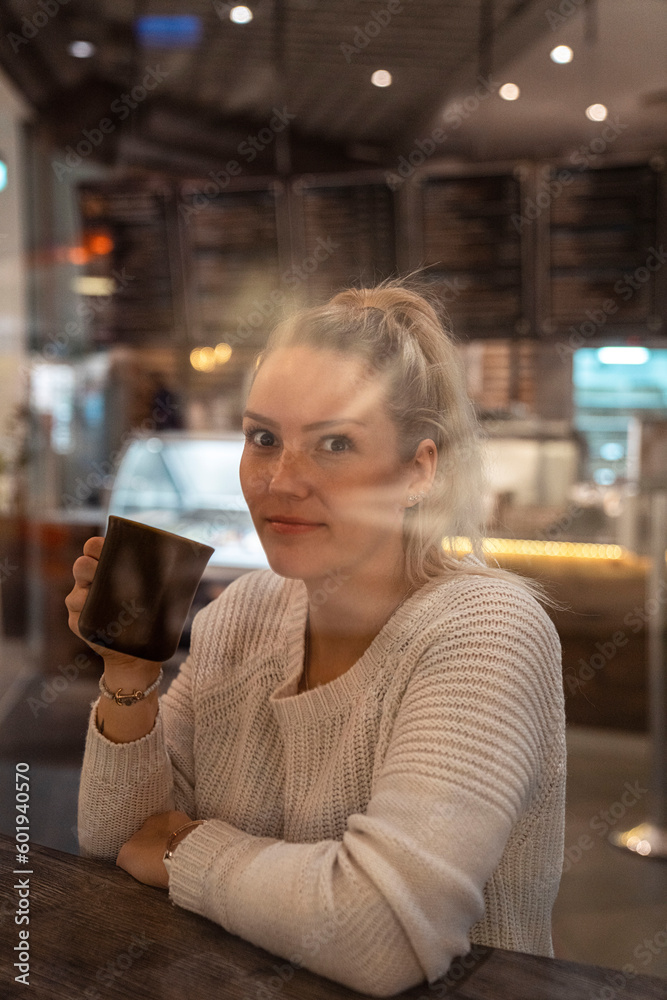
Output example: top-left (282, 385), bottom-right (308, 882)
top-left (230, 5), bottom-right (253, 23)
top-left (585, 103), bottom-right (608, 121)
top-left (68, 40), bottom-right (96, 58)
top-left (550, 45), bottom-right (573, 64)
top-left (371, 70), bottom-right (392, 88)
top-left (499, 83), bottom-right (520, 101)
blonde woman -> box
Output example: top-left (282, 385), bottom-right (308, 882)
top-left (69, 277), bottom-right (565, 998)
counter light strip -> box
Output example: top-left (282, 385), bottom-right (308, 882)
top-left (448, 538), bottom-right (626, 560)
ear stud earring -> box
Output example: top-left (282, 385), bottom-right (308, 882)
top-left (407, 492), bottom-right (426, 504)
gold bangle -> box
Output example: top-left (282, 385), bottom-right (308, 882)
top-left (163, 821), bottom-right (204, 863)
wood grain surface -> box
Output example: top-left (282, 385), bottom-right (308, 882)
top-left (1, 835), bottom-right (664, 999)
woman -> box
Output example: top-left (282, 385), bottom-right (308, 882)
top-left (69, 278), bottom-right (565, 998)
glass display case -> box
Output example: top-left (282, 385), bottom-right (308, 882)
top-left (106, 430), bottom-right (269, 577)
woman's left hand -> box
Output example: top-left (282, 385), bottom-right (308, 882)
top-left (116, 810), bottom-right (193, 888)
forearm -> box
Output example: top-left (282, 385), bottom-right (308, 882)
top-left (78, 656), bottom-right (198, 860)
top-left (165, 810), bottom-right (463, 997)
top-left (78, 697), bottom-right (176, 860)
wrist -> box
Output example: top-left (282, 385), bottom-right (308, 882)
top-left (99, 666), bottom-right (163, 706)
top-left (163, 821), bottom-right (205, 865)
top-left (101, 660), bottom-right (163, 690)
top-left (172, 820), bottom-right (205, 850)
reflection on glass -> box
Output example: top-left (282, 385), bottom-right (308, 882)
top-left (107, 434), bottom-right (269, 570)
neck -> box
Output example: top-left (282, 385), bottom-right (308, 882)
top-left (303, 551), bottom-right (414, 648)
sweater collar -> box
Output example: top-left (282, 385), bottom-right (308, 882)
top-left (269, 571), bottom-right (448, 720)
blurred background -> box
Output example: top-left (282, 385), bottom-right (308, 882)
top-left (0, 0), bottom-right (666, 979)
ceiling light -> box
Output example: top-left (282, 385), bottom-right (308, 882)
top-left (214, 343), bottom-right (233, 364)
top-left (0, 159), bottom-right (7, 192)
top-left (68, 40), bottom-right (96, 58)
top-left (499, 83), bottom-right (520, 101)
top-left (550, 45), bottom-right (573, 64)
top-left (230, 5), bottom-right (253, 23)
top-left (585, 103), bottom-right (607, 121)
top-left (597, 347), bottom-right (650, 365)
top-left (371, 70), bottom-right (392, 88)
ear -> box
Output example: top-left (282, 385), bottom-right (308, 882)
top-left (404, 438), bottom-right (437, 507)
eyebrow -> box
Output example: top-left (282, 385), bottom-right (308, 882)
top-left (243, 410), bottom-right (367, 431)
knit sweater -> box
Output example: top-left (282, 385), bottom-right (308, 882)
top-left (77, 565), bottom-right (566, 998)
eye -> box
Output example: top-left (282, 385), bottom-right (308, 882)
top-left (321, 435), bottom-right (353, 453)
top-left (244, 426), bottom-right (276, 448)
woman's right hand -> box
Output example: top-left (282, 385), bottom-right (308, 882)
top-left (65, 535), bottom-right (161, 674)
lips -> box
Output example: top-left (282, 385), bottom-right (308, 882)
top-left (266, 516), bottom-right (322, 525)
top-left (265, 515), bottom-right (324, 535)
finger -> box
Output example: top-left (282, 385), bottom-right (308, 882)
top-left (83, 536), bottom-right (105, 558)
top-left (72, 555), bottom-right (100, 586)
top-left (65, 586), bottom-right (88, 615)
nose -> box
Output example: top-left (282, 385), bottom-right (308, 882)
top-left (267, 447), bottom-right (310, 498)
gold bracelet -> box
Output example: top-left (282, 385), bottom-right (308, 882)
top-left (163, 820), bottom-right (205, 863)
top-left (98, 668), bottom-right (163, 706)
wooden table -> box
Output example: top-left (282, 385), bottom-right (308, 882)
top-left (1, 835), bottom-right (664, 999)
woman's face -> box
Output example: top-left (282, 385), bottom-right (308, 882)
top-left (240, 344), bottom-right (425, 583)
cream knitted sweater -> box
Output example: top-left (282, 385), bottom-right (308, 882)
top-left (78, 565), bottom-right (566, 998)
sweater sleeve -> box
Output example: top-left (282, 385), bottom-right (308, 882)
top-left (76, 654), bottom-right (198, 861)
top-left (166, 590), bottom-right (563, 998)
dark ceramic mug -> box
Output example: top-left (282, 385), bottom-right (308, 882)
top-left (78, 515), bottom-right (215, 662)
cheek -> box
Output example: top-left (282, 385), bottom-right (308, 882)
top-left (327, 463), bottom-right (406, 513)
top-left (239, 452), bottom-right (265, 500)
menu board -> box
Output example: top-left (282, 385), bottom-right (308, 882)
top-left (76, 183), bottom-right (178, 346)
top-left (178, 186), bottom-right (282, 352)
top-left (296, 183), bottom-right (396, 304)
top-left (549, 164), bottom-right (659, 328)
top-left (421, 174), bottom-right (524, 339)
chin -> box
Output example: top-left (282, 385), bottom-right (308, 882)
top-left (260, 540), bottom-right (335, 582)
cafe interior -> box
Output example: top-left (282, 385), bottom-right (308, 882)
top-left (0, 0), bottom-right (666, 995)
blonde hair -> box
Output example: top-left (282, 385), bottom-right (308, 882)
top-left (250, 272), bottom-right (550, 604)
